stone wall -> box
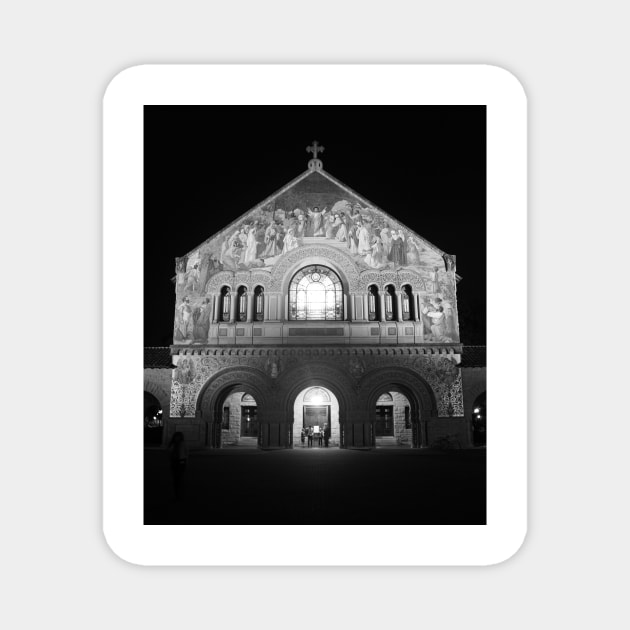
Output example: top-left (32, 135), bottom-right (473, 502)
top-left (392, 391), bottom-right (413, 447)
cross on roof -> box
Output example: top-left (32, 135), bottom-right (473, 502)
top-left (306, 141), bottom-right (325, 159)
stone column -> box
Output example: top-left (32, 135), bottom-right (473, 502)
top-left (263, 296), bottom-right (270, 321)
top-left (212, 294), bottom-right (220, 323)
top-left (379, 294), bottom-right (386, 322)
top-left (350, 293), bottom-right (356, 321)
top-left (396, 294), bottom-right (403, 322)
top-left (362, 294), bottom-right (369, 321)
top-left (246, 292), bottom-right (254, 322)
top-left (414, 293), bottom-right (420, 321)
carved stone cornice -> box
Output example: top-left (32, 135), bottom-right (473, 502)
top-left (170, 343), bottom-right (463, 357)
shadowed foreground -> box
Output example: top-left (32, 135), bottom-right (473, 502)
top-left (144, 447), bottom-right (486, 525)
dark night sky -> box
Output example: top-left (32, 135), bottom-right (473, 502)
top-left (144, 106), bottom-right (486, 346)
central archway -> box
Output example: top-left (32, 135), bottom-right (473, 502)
top-left (293, 386), bottom-right (339, 447)
top-left (278, 361), bottom-right (353, 448)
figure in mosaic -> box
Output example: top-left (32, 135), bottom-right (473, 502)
top-left (389, 230), bottom-right (407, 267)
top-left (357, 222), bottom-right (371, 255)
top-left (308, 206), bottom-right (326, 236)
top-left (347, 221), bottom-right (358, 254)
top-left (242, 224), bottom-right (259, 265)
top-left (282, 227), bottom-right (299, 254)
top-left (192, 297), bottom-right (212, 342)
top-left (174, 297), bottom-right (193, 341)
top-left (406, 236), bottom-right (421, 265)
top-left (174, 356), bottom-right (195, 385)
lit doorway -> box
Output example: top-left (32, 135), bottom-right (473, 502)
top-left (293, 386), bottom-right (339, 447)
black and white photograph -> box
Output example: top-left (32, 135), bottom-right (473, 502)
top-left (142, 105), bottom-right (487, 525)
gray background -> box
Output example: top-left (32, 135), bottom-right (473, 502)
top-left (1, 1), bottom-right (627, 628)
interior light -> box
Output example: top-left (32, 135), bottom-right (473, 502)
top-left (474, 407), bottom-right (480, 413)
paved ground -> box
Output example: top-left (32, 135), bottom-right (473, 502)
top-left (144, 446), bottom-right (486, 525)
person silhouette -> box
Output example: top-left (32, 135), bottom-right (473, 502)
top-left (169, 431), bottom-right (188, 500)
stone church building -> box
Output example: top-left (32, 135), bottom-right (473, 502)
top-left (144, 144), bottom-right (486, 450)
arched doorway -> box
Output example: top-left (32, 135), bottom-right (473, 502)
top-left (293, 386), bottom-right (339, 447)
top-left (373, 390), bottom-right (413, 447)
top-left (472, 392), bottom-right (486, 446)
top-left (144, 391), bottom-right (164, 446)
top-left (218, 390), bottom-right (260, 446)
top-left (196, 367), bottom-right (275, 448)
top-left (360, 368), bottom-right (437, 448)
top-left (279, 362), bottom-right (352, 448)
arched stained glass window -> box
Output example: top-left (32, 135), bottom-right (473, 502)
top-left (402, 284), bottom-right (413, 321)
top-left (368, 285), bottom-right (379, 321)
top-left (254, 286), bottom-right (264, 321)
top-left (220, 287), bottom-right (231, 322)
top-left (385, 285), bottom-right (396, 321)
top-left (237, 286), bottom-right (248, 322)
top-left (289, 265), bottom-right (343, 320)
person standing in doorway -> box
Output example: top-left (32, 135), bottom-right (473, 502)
top-left (307, 426), bottom-right (314, 448)
top-left (318, 429), bottom-right (323, 447)
top-left (301, 427), bottom-right (306, 447)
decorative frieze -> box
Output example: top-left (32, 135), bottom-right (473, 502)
top-left (169, 345), bottom-right (464, 418)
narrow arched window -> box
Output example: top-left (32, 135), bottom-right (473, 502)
top-left (237, 286), bottom-right (248, 322)
top-left (289, 265), bottom-right (343, 321)
top-left (368, 285), bottom-right (379, 321)
top-left (385, 285), bottom-right (396, 321)
top-left (220, 286), bottom-right (231, 322)
top-left (254, 286), bottom-right (264, 321)
top-left (402, 284), bottom-right (413, 321)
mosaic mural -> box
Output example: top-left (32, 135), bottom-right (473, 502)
top-left (173, 170), bottom-right (460, 343)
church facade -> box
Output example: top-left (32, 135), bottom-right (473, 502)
top-left (145, 145), bottom-right (483, 450)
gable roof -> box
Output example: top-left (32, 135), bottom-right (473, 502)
top-left (181, 166), bottom-right (453, 265)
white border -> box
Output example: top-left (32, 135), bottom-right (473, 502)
top-left (103, 64), bottom-right (527, 566)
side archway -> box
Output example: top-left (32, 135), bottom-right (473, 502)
top-left (359, 367), bottom-right (438, 448)
top-left (196, 367), bottom-right (273, 448)
top-left (143, 378), bottom-right (170, 447)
